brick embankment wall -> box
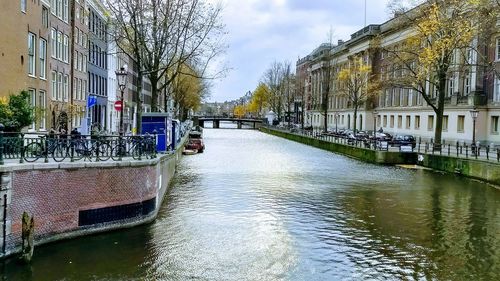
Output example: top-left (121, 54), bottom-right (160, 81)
top-left (0, 138), bottom-right (186, 259)
top-left (260, 127), bottom-right (417, 165)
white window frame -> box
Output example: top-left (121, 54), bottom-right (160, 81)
top-left (494, 77), bottom-right (500, 102)
top-left (28, 33), bottom-right (36, 76)
top-left (63, 74), bottom-right (69, 101)
top-left (57, 72), bottom-right (63, 101)
top-left (492, 116), bottom-right (499, 134)
top-left (28, 89), bottom-right (36, 129)
top-left (51, 0), bottom-right (56, 15)
top-left (63, 34), bottom-right (69, 63)
top-left (39, 38), bottom-right (47, 79)
top-left (39, 90), bottom-right (46, 130)
top-left (496, 38), bottom-right (500, 61)
top-left (51, 71), bottom-right (57, 100)
top-left (63, 0), bottom-right (68, 22)
top-left (57, 31), bottom-right (62, 60)
top-left (51, 29), bottom-right (57, 58)
top-left (21, 0), bottom-right (27, 13)
top-left (464, 72), bottom-right (471, 95)
top-left (57, 0), bottom-right (62, 18)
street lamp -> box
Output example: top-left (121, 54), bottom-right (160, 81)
top-left (372, 110), bottom-right (378, 139)
top-left (115, 65), bottom-right (128, 136)
top-left (470, 107), bottom-right (479, 148)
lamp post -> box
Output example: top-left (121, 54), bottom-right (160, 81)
top-left (372, 110), bottom-right (378, 139)
top-left (334, 112), bottom-right (340, 133)
top-left (115, 65), bottom-right (128, 136)
top-left (470, 107), bottom-right (479, 151)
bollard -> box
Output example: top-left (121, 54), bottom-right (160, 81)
top-left (20, 212), bottom-right (35, 263)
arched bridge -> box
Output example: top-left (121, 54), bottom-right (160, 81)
top-left (196, 116), bottom-right (264, 129)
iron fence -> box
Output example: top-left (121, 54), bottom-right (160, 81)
top-left (266, 125), bottom-right (500, 163)
top-left (0, 130), bottom-right (157, 164)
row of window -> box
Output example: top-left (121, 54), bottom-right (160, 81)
top-left (89, 42), bottom-right (107, 69)
top-left (50, 0), bottom-right (69, 23)
top-left (73, 77), bottom-right (87, 102)
top-left (378, 114), bottom-right (500, 135)
top-left (28, 33), bottom-right (47, 79)
top-left (74, 27), bottom-right (88, 49)
top-left (315, 112), bottom-right (500, 135)
top-left (74, 50), bottom-right (88, 73)
top-left (51, 28), bottom-right (69, 63)
top-left (88, 73), bottom-right (107, 97)
top-left (28, 89), bottom-right (47, 130)
top-left (88, 9), bottom-right (107, 40)
top-left (51, 71), bottom-right (69, 102)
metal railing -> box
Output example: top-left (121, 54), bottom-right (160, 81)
top-left (266, 125), bottom-right (500, 163)
top-left (0, 129), bottom-right (157, 164)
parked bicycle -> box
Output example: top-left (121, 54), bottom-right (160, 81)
top-left (111, 135), bottom-right (155, 161)
top-left (72, 136), bottom-right (111, 161)
top-left (23, 135), bottom-right (70, 162)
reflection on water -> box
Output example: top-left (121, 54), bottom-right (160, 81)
top-left (2, 128), bottom-right (499, 280)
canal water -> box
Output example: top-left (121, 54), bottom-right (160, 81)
top-left (2, 127), bottom-right (499, 280)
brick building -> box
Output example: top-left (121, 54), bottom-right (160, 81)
top-left (0, 0), bottom-right (51, 131)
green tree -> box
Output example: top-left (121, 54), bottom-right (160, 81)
top-left (0, 91), bottom-right (34, 132)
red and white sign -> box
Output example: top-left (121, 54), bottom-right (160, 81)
top-left (114, 100), bottom-right (123, 111)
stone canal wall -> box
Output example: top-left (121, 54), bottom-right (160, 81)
top-left (0, 143), bottom-right (185, 259)
top-left (260, 127), bottom-right (417, 165)
top-left (262, 127), bottom-right (500, 186)
top-left (419, 154), bottom-right (500, 186)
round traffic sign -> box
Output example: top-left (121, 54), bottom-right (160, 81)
top-left (114, 100), bottom-right (122, 111)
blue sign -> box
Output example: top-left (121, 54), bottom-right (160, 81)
top-left (87, 95), bottom-right (97, 108)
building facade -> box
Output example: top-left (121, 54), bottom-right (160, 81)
top-left (0, 0), bottom-right (51, 131)
top-left (298, 7), bottom-right (500, 144)
top-left (86, 0), bottom-right (108, 132)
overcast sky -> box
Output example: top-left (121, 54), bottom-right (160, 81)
top-left (208, 0), bottom-right (392, 102)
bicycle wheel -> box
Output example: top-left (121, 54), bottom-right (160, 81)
top-left (72, 140), bottom-right (87, 161)
top-left (111, 144), bottom-right (127, 161)
top-left (96, 142), bottom-right (111, 161)
top-left (131, 145), bottom-right (142, 160)
top-left (52, 142), bottom-right (69, 162)
top-left (23, 142), bottom-right (43, 162)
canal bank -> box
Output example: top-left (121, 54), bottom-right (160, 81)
top-left (261, 127), bottom-right (500, 186)
top-left (260, 127), bottom-right (416, 165)
top-left (0, 136), bottom-right (188, 260)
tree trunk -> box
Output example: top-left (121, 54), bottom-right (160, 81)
top-left (136, 71), bottom-right (143, 134)
top-left (434, 70), bottom-right (447, 147)
top-left (150, 74), bottom-right (159, 112)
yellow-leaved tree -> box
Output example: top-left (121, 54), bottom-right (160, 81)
top-left (383, 0), bottom-right (497, 146)
top-left (247, 83), bottom-right (270, 117)
top-left (172, 64), bottom-right (206, 120)
top-left (337, 56), bottom-right (375, 134)
top-left (233, 105), bottom-right (247, 119)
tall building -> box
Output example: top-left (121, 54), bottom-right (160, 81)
top-left (0, 0), bottom-right (50, 131)
top-left (48, 0), bottom-right (72, 131)
top-left (71, 0), bottom-right (89, 133)
top-left (86, 0), bottom-right (108, 132)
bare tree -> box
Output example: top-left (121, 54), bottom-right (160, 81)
top-left (106, 0), bottom-right (228, 124)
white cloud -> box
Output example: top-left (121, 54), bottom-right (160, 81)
top-left (209, 0), bottom-right (391, 102)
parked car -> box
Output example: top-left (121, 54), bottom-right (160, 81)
top-left (391, 135), bottom-right (416, 148)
